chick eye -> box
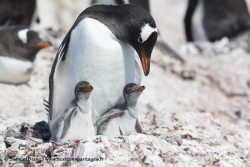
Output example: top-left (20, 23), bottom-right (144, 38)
top-left (128, 88), bottom-right (132, 92)
top-left (77, 87), bottom-right (83, 90)
top-left (138, 37), bottom-right (143, 43)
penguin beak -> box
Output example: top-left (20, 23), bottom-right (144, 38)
top-left (83, 86), bottom-right (94, 92)
top-left (139, 50), bottom-right (150, 76)
top-left (36, 41), bottom-right (52, 48)
top-left (134, 86), bottom-right (145, 92)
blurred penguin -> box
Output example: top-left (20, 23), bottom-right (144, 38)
top-left (0, 26), bottom-right (51, 85)
top-left (0, 0), bottom-right (39, 28)
top-left (91, 0), bottom-right (185, 62)
top-left (184, 0), bottom-right (250, 42)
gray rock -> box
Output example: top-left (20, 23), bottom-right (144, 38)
top-left (0, 136), bottom-right (6, 152)
top-left (6, 137), bottom-right (28, 147)
top-left (12, 163), bottom-right (25, 167)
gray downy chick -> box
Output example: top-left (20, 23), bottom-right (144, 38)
top-left (50, 81), bottom-right (95, 143)
top-left (96, 83), bottom-right (145, 137)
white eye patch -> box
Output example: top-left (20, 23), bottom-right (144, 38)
top-left (18, 29), bottom-right (29, 43)
top-left (139, 23), bottom-right (157, 43)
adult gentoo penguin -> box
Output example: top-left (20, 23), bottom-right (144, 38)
top-left (184, 0), bottom-right (250, 42)
top-left (48, 4), bottom-right (157, 128)
top-left (0, 26), bottom-right (51, 85)
top-left (51, 81), bottom-right (95, 143)
top-left (96, 83), bottom-right (145, 136)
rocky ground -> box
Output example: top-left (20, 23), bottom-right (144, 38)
top-left (0, 0), bottom-right (250, 166)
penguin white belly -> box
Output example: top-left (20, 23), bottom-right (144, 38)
top-left (52, 18), bottom-right (135, 124)
top-left (192, 0), bottom-right (208, 41)
top-left (0, 56), bottom-right (35, 84)
top-left (103, 114), bottom-right (136, 137)
top-left (59, 111), bottom-right (95, 143)
top-left (102, 118), bottom-right (121, 137)
top-left (119, 113), bottom-right (137, 134)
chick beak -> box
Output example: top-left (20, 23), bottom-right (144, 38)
top-left (83, 86), bottom-right (94, 93)
top-left (134, 86), bottom-right (145, 92)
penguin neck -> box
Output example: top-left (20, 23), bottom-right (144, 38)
top-left (125, 100), bottom-right (138, 119)
top-left (75, 97), bottom-right (92, 114)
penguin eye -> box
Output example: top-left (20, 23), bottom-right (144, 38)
top-left (128, 88), bottom-right (133, 92)
top-left (138, 37), bottom-right (143, 43)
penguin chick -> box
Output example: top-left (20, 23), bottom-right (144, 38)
top-left (96, 83), bottom-right (145, 137)
top-left (50, 81), bottom-right (95, 143)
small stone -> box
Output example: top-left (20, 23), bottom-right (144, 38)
top-left (6, 137), bottom-right (28, 147)
top-left (160, 132), bottom-right (183, 146)
top-left (43, 163), bottom-right (52, 167)
top-left (26, 137), bottom-right (43, 144)
top-left (5, 149), bottom-right (18, 158)
top-left (0, 136), bottom-right (6, 152)
top-left (11, 143), bottom-right (19, 150)
top-left (12, 163), bottom-right (25, 167)
top-left (5, 126), bottom-right (22, 139)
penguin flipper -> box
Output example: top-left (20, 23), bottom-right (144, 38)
top-left (48, 33), bottom-right (70, 120)
top-left (95, 110), bottom-right (125, 126)
top-left (60, 108), bottom-right (77, 139)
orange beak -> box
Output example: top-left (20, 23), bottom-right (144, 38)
top-left (135, 86), bottom-right (145, 92)
top-left (36, 41), bottom-right (51, 48)
top-left (84, 86), bottom-right (94, 92)
top-left (140, 50), bottom-right (149, 76)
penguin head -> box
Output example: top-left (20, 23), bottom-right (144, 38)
top-left (123, 83), bottom-right (145, 105)
top-left (74, 81), bottom-right (94, 99)
top-left (17, 28), bottom-right (51, 50)
top-left (83, 4), bottom-right (158, 76)
top-left (113, 5), bottom-right (158, 76)
top-left (126, 23), bottom-right (158, 76)
top-left (15, 27), bottom-right (52, 61)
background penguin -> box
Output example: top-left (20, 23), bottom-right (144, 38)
top-left (51, 81), bottom-right (95, 143)
top-left (91, 0), bottom-right (185, 62)
top-left (96, 83), bottom-right (145, 137)
top-left (0, 0), bottom-right (38, 27)
top-left (184, 0), bottom-right (250, 42)
top-left (48, 4), bottom-right (158, 130)
top-left (0, 26), bottom-right (51, 85)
